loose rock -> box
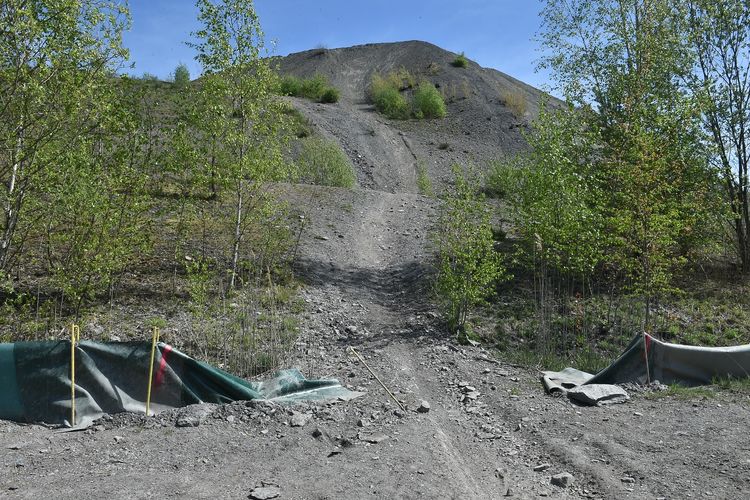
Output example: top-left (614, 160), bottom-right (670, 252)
top-left (551, 472), bottom-right (574, 488)
top-left (248, 486), bottom-right (281, 499)
top-left (417, 400), bottom-right (431, 413)
top-left (290, 412), bottom-right (311, 428)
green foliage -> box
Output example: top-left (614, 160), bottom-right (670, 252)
top-left (683, 1), bottom-right (750, 272)
top-left (416, 161), bottom-right (434, 197)
top-left (279, 75), bottom-right (302, 96)
top-left (280, 74), bottom-right (339, 103)
top-left (370, 73), bottom-right (410, 119)
top-left (413, 82), bottom-right (447, 118)
top-left (369, 71), bottom-right (446, 120)
top-left (531, 1), bottom-right (721, 328)
top-left (434, 166), bottom-right (509, 335)
top-left (0, 0), bottom-right (130, 277)
top-left (319, 86), bottom-right (339, 103)
top-left (296, 137), bottom-right (356, 188)
top-left (281, 104), bottom-right (313, 138)
top-left (451, 52), bottom-right (468, 68)
top-left (173, 63), bottom-right (190, 87)
top-left (189, 0), bottom-right (293, 288)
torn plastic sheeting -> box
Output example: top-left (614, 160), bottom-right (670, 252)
top-left (542, 333), bottom-right (750, 394)
top-left (0, 341), bottom-right (360, 428)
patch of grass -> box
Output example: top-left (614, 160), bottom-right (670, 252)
top-left (280, 104), bottom-right (313, 138)
top-left (426, 62), bottom-right (441, 75)
top-left (413, 81), bottom-right (447, 119)
top-left (319, 87), bottom-right (339, 103)
top-left (370, 73), bottom-right (410, 119)
top-left (369, 70), bottom-right (446, 120)
top-left (451, 52), bottom-right (469, 68)
top-left (280, 74), bottom-right (339, 104)
top-left (416, 161), bottom-right (434, 197)
top-left (501, 90), bottom-right (527, 118)
top-left (644, 384), bottom-right (716, 400)
top-left (484, 160), bottom-right (510, 198)
top-left (296, 136), bottom-right (356, 188)
top-left (501, 346), bottom-right (610, 374)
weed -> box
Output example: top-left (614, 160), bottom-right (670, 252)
top-left (280, 73), bottom-right (339, 103)
top-left (372, 83), bottom-right (410, 119)
top-left (413, 81), bottom-right (447, 119)
top-left (296, 136), bottom-right (356, 188)
top-left (451, 52), bottom-right (469, 68)
top-left (319, 87), bottom-right (339, 103)
top-left (501, 90), bottom-right (527, 118)
top-left (280, 104), bottom-right (313, 138)
top-left (644, 385), bottom-right (715, 400)
top-left (416, 160), bottom-right (433, 197)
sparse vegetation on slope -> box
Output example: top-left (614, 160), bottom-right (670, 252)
top-left (369, 70), bottom-right (447, 120)
top-left (280, 73), bottom-right (339, 103)
top-left (451, 52), bottom-right (469, 68)
top-left (500, 90), bottom-right (526, 118)
top-left (413, 81), bottom-right (447, 118)
top-left (296, 136), bottom-right (356, 188)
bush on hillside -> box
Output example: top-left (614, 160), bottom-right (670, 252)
top-left (319, 87), bottom-right (339, 103)
top-left (451, 52), bottom-right (468, 68)
top-left (373, 85), bottom-right (410, 119)
top-left (297, 137), bottom-right (356, 188)
top-left (369, 71), bottom-right (446, 120)
top-left (280, 74), bottom-right (339, 104)
top-left (413, 81), bottom-right (446, 118)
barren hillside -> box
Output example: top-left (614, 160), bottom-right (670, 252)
top-left (278, 40), bottom-right (545, 193)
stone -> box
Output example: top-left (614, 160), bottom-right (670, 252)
top-left (551, 472), bottom-right (574, 488)
top-left (567, 384), bottom-right (629, 406)
top-left (362, 434), bottom-right (388, 444)
top-left (417, 400), bottom-right (431, 413)
top-left (176, 404), bottom-right (214, 427)
top-left (621, 476), bottom-right (636, 483)
top-left (248, 486), bottom-right (281, 499)
top-left (534, 463), bottom-right (551, 472)
top-left (290, 412), bottom-right (311, 428)
top-left (345, 325), bottom-right (358, 334)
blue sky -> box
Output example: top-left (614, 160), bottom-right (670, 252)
top-left (122, 0), bottom-right (549, 89)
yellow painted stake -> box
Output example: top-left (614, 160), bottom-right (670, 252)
top-left (145, 327), bottom-right (160, 416)
top-left (70, 324), bottom-right (80, 427)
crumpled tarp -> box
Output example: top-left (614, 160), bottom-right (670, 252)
top-left (542, 333), bottom-right (750, 394)
top-left (0, 341), bottom-right (360, 427)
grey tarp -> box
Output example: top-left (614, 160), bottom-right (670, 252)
top-left (542, 333), bottom-right (750, 393)
top-left (0, 341), bottom-right (359, 427)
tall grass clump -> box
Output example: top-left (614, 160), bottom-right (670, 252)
top-left (370, 73), bottom-right (410, 119)
top-left (501, 90), bottom-right (527, 118)
top-left (280, 73), bottom-right (339, 103)
top-left (297, 137), bottom-right (356, 188)
top-left (413, 82), bottom-right (446, 118)
top-left (451, 52), bottom-right (468, 68)
top-left (369, 71), bottom-right (447, 120)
